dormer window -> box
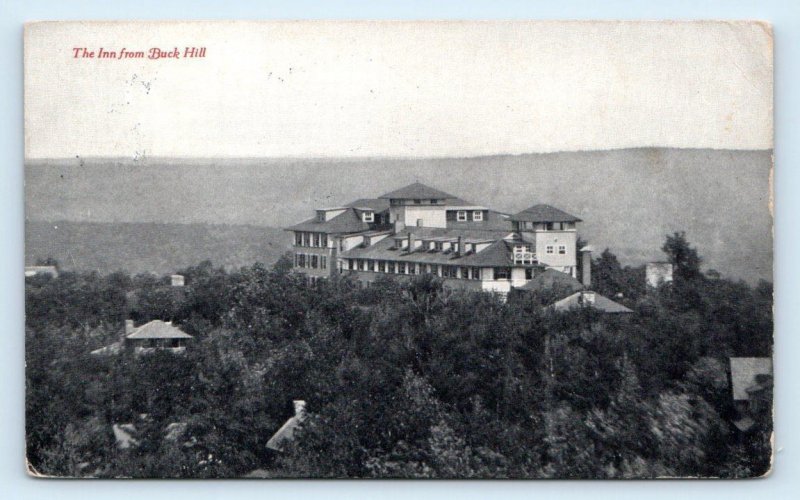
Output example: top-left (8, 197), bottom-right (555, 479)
top-left (316, 211), bottom-right (326, 222)
top-left (434, 242), bottom-right (443, 251)
top-left (473, 210), bottom-right (483, 221)
top-left (363, 211), bottom-right (374, 223)
top-left (413, 199), bottom-right (422, 204)
top-left (457, 211), bottom-right (467, 222)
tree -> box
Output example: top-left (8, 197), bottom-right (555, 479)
top-left (662, 232), bottom-right (703, 281)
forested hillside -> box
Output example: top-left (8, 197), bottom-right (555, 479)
top-left (25, 236), bottom-right (773, 479)
top-left (26, 220), bottom-right (291, 275)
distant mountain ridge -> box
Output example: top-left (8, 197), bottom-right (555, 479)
top-left (26, 220), bottom-right (291, 276)
top-left (25, 148), bottom-right (772, 283)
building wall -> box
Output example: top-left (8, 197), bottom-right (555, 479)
top-left (534, 230), bottom-right (577, 271)
top-left (292, 245), bottom-right (334, 279)
top-left (392, 205), bottom-right (448, 229)
top-left (646, 262), bottom-right (674, 287)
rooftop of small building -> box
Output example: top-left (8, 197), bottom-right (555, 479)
top-left (344, 198), bottom-right (391, 212)
top-left (126, 320), bottom-right (193, 340)
top-left (730, 357), bottom-right (773, 401)
top-left (520, 268), bottom-right (585, 294)
top-left (551, 291), bottom-right (633, 314)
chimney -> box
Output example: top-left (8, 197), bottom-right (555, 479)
top-left (580, 246), bottom-right (593, 288)
top-left (171, 274), bottom-right (185, 287)
top-left (124, 319), bottom-right (135, 338)
top-left (457, 235), bottom-right (463, 256)
top-left (293, 400), bottom-right (307, 420)
top-left (407, 233), bottom-right (415, 252)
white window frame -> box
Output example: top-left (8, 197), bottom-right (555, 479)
top-left (473, 210), bottom-right (483, 221)
top-left (546, 245), bottom-right (554, 254)
top-left (457, 210), bottom-right (467, 222)
top-left (558, 245), bottom-right (566, 255)
top-left (363, 211), bottom-right (374, 223)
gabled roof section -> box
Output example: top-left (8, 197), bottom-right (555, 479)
top-left (126, 320), bottom-right (193, 340)
top-left (378, 182), bottom-right (457, 200)
top-left (286, 208), bottom-right (370, 234)
top-left (345, 198), bottom-right (391, 212)
top-left (511, 204), bottom-right (582, 223)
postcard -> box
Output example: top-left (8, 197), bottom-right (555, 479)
top-left (24, 20), bottom-right (773, 478)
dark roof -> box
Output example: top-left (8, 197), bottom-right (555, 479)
top-left (551, 291), bottom-right (633, 313)
top-left (378, 182), bottom-right (457, 200)
top-left (511, 204), bottom-right (582, 223)
top-left (446, 210), bottom-right (514, 231)
top-left (345, 198), bottom-right (391, 212)
top-left (126, 320), bottom-right (193, 340)
top-left (286, 208), bottom-right (371, 234)
top-left (341, 228), bottom-right (521, 267)
top-left (520, 268), bottom-right (585, 293)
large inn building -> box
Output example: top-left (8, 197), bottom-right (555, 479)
top-left (286, 182), bottom-right (586, 294)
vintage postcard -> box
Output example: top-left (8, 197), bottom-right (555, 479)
top-left (24, 21), bottom-right (773, 478)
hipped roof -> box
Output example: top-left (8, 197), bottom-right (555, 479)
top-left (126, 320), bottom-right (193, 340)
top-left (378, 182), bottom-right (457, 200)
top-left (511, 204), bottom-right (581, 223)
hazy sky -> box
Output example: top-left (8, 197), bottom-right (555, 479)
top-left (25, 21), bottom-right (772, 159)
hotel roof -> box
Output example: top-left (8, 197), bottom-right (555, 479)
top-left (286, 208), bottom-right (372, 234)
top-left (345, 198), bottom-right (391, 212)
top-left (511, 204), bottom-right (582, 223)
top-left (342, 228), bottom-right (524, 267)
top-left (378, 182), bottom-right (457, 200)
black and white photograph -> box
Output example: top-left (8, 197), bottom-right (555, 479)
top-left (23, 20), bottom-right (773, 479)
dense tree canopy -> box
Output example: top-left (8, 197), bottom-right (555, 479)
top-left (25, 237), bottom-right (773, 479)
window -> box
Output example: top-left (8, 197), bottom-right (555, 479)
top-left (473, 210), bottom-right (483, 221)
top-left (472, 267), bottom-right (481, 280)
top-left (460, 267), bottom-right (470, 279)
top-left (457, 210), bottom-right (467, 222)
top-left (546, 245), bottom-right (554, 254)
top-left (316, 212), bottom-right (325, 222)
top-left (321, 234), bottom-right (328, 247)
top-left (430, 199), bottom-right (439, 204)
top-left (409, 263), bottom-right (417, 275)
top-left (378, 261), bottom-right (386, 273)
top-left (442, 266), bottom-right (457, 278)
top-left (430, 264), bottom-right (439, 276)
top-left (558, 245), bottom-right (566, 255)
top-left (434, 242), bottom-right (443, 251)
top-left (525, 268), bottom-right (534, 280)
top-left (363, 211), bottom-right (374, 223)
top-left (311, 255), bottom-right (319, 268)
top-left (314, 233), bottom-right (321, 247)
top-left (494, 267), bottom-right (511, 280)
top-left (398, 262), bottom-right (406, 274)
top-left (321, 256), bottom-right (327, 270)
top-left (295, 232), bottom-right (302, 246)
top-left (413, 199), bottom-right (422, 204)
top-left (388, 261), bottom-right (396, 274)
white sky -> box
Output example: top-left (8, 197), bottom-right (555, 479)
top-left (24, 20), bottom-right (772, 159)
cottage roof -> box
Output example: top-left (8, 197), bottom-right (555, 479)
top-left (286, 208), bottom-right (371, 234)
top-left (378, 182), bottom-right (457, 200)
top-left (511, 204), bottom-right (582, 223)
top-left (730, 357), bottom-right (773, 401)
top-left (126, 320), bottom-right (193, 340)
top-left (551, 291), bottom-right (633, 313)
top-left (520, 268), bottom-right (585, 294)
top-left (266, 401), bottom-right (307, 452)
